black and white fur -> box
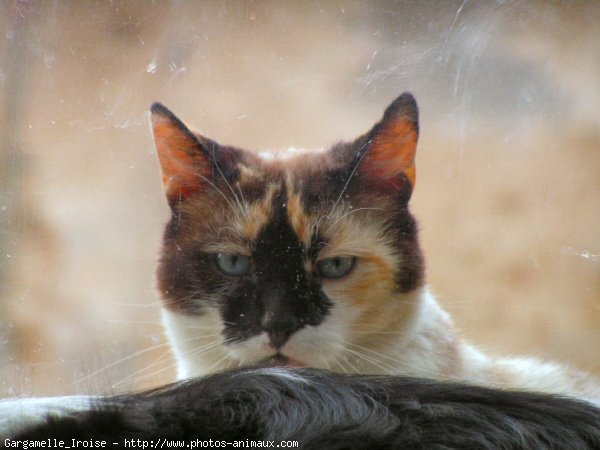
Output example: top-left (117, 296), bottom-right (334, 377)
top-left (5, 368), bottom-right (600, 449)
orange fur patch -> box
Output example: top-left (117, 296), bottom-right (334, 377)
top-left (315, 204), bottom-right (421, 348)
top-left (151, 116), bottom-right (208, 202)
top-left (318, 208), bottom-right (399, 309)
top-left (240, 184), bottom-right (278, 241)
top-left (286, 190), bottom-right (311, 246)
top-left (363, 121), bottom-right (417, 188)
top-left (328, 255), bottom-right (395, 305)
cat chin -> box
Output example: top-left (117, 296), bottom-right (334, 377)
top-left (228, 337), bottom-right (306, 368)
top-left (260, 354), bottom-right (305, 368)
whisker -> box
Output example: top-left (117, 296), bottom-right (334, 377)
top-left (108, 301), bottom-right (164, 308)
top-left (338, 357), bottom-right (353, 374)
top-left (108, 319), bottom-right (163, 325)
top-left (328, 139), bottom-right (372, 217)
top-left (326, 342), bottom-right (352, 372)
top-left (180, 338), bottom-right (225, 351)
top-left (205, 352), bottom-right (233, 374)
top-left (343, 346), bottom-right (395, 374)
top-left (210, 147), bottom-right (246, 219)
top-left (114, 337), bottom-right (234, 388)
top-left (236, 182), bottom-right (248, 214)
top-left (179, 289), bottom-right (204, 302)
top-left (351, 331), bottom-right (409, 335)
top-left (319, 355), bottom-right (332, 371)
top-left (330, 352), bottom-right (348, 375)
top-left (313, 212), bottom-right (331, 238)
top-left (73, 341), bottom-right (174, 384)
top-left (329, 207), bottom-right (384, 228)
top-left (197, 173), bottom-right (242, 221)
top-left (180, 324), bottom-right (222, 331)
top-left (340, 353), bottom-right (361, 373)
top-left (347, 342), bottom-right (441, 378)
top-left (113, 333), bottom-right (220, 387)
top-left (75, 330), bottom-right (226, 385)
top-left (111, 350), bottom-right (173, 388)
top-left (348, 342), bottom-right (409, 365)
top-left (112, 359), bottom-right (178, 389)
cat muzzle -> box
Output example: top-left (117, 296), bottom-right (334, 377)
top-left (262, 354), bottom-right (304, 368)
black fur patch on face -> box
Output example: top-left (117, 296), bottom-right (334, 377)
top-left (221, 184), bottom-right (332, 349)
top-left (158, 225), bottom-right (231, 313)
top-left (298, 167), bottom-right (349, 214)
top-left (389, 203), bottom-right (424, 293)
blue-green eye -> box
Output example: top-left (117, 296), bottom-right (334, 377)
top-left (216, 253), bottom-right (251, 276)
top-left (316, 256), bottom-right (355, 279)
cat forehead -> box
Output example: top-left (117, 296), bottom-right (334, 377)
top-left (220, 147), bottom-right (392, 247)
top-left (187, 173), bottom-right (391, 256)
top-left (255, 147), bottom-right (328, 162)
top-left (235, 145), bottom-right (342, 191)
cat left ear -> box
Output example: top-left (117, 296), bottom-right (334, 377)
top-left (150, 103), bottom-right (212, 205)
top-left (358, 93), bottom-right (418, 193)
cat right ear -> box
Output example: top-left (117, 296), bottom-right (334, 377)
top-left (150, 103), bottom-right (212, 205)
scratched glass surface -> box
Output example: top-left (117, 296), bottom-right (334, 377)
top-left (0, 1), bottom-right (598, 396)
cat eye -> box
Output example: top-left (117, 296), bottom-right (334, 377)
top-left (216, 253), bottom-right (251, 276)
top-left (316, 256), bottom-right (355, 279)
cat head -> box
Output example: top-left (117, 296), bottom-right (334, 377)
top-left (151, 94), bottom-right (425, 377)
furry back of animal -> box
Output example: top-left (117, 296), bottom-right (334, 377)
top-left (5, 368), bottom-right (600, 449)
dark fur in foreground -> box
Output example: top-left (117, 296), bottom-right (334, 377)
top-left (16, 368), bottom-right (600, 449)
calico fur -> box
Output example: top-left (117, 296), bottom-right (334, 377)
top-left (150, 94), bottom-right (600, 401)
top-left (8, 368), bottom-right (600, 449)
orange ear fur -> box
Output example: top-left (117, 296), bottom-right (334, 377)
top-left (361, 93), bottom-right (418, 190)
top-left (150, 103), bottom-right (210, 203)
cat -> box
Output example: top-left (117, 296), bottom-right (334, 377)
top-left (7, 368), bottom-right (600, 448)
top-left (2, 95), bottom-right (600, 445)
top-left (150, 93), bottom-right (600, 400)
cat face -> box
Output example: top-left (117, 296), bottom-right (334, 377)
top-left (151, 94), bottom-right (425, 377)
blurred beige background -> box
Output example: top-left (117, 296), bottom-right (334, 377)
top-left (0, 1), bottom-right (598, 396)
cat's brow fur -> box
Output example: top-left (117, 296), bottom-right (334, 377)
top-left (151, 95), bottom-right (600, 401)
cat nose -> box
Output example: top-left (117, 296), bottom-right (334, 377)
top-left (261, 314), bottom-right (300, 349)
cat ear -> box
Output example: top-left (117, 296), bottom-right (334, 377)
top-left (150, 103), bottom-right (212, 204)
top-left (358, 93), bottom-right (418, 193)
